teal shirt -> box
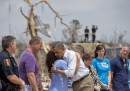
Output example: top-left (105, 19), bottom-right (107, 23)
top-left (92, 58), bottom-right (110, 90)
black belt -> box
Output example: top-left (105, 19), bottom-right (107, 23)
top-left (74, 74), bottom-right (89, 83)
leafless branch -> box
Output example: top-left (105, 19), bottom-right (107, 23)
top-left (46, 2), bottom-right (70, 30)
top-left (27, 0), bottom-right (70, 30)
top-left (33, 0), bottom-right (70, 30)
top-left (34, 0), bottom-right (48, 6)
top-left (54, 16), bottom-right (57, 27)
top-left (20, 6), bottom-right (29, 20)
top-left (24, 0), bottom-right (32, 7)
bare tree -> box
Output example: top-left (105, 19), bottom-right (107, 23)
top-left (118, 30), bottom-right (127, 45)
top-left (62, 19), bottom-right (82, 43)
top-left (20, 0), bottom-right (70, 37)
top-left (109, 30), bottom-right (127, 47)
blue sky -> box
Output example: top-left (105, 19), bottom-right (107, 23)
top-left (0, 0), bottom-right (130, 42)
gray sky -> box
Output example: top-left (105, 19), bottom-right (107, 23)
top-left (0, 0), bottom-right (130, 42)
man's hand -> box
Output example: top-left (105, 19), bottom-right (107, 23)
top-left (51, 64), bottom-right (57, 73)
top-left (51, 64), bottom-right (66, 75)
top-left (94, 86), bottom-right (100, 91)
top-left (19, 78), bottom-right (25, 89)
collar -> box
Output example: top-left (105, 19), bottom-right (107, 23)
top-left (63, 49), bottom-right (68, 59)
top-left (3, 49), bottom-right (13, 57)
top-left (118, 54), bottom-right (127, 63)
top-left (118, 54), bottom-right (127, 60)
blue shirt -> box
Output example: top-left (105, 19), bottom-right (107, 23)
top-left (110, 55), bottom-right (129, 91)
top-left (49, 59), bottom-right (68, 91)
top-left (128, 59), bottom-right (130, 89)
top-left (92, 58), bottom-right (110, 90)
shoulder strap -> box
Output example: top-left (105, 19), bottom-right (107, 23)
top-left (74, 52), bottom-right (80, 74)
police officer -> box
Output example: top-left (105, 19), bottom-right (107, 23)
top-left (91, 25), bottom-right (98, 43)
top-left (0, 35), bottom-right (25, 91)
top-left (84, 26), bottom-right (89, 42)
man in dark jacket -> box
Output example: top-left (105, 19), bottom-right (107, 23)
top-left (0, 35), bottom-right (25, 91)
top-left (84, 26), bottom-right (89, 42)
top-left (91, 25), bottom-right (98, 43)
top-left (110, 46), bottom-right (129, 91)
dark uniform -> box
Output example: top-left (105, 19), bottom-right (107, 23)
top-left (84, 28), bottom-right (89, 42)
top-left (92, 26), bottom-right (98, 43)
top-left (0, 50), bottom-right (20, 91)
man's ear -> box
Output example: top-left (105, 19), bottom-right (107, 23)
top-left (10, 42), bottom-right (14, 48)
top-left (34, 41), bottom-right (37, 46)
top-left (61, 47), bottom-right (65, 51)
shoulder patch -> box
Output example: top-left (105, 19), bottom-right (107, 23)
top-left (4, 59), bottom-right (11, 66)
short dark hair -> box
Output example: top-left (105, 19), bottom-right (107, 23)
top-left (75, 45), bottom-right (85, 54)
top-left (94, 44), bottom-right (105, 58)
top-left (83, 53), bottom-right (91, 62)
top-left (2, 35), bottom-right (16, 49)
top-left (128, 52), bottom-right (130, 59)
top-left (51, 41), bottom-right (64, 49)
top-left (29, 36), bottom-right (42, 45)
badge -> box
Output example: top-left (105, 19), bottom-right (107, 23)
top-left (4, 59), bottom-right (11, 66)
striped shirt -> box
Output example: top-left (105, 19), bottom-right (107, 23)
top-left (89, 65), bottom-right (103, 86)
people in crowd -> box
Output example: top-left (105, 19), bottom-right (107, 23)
top-left (128, 51), bottom-right (130, 89)
top-left (0, 35), bottom-right (25, 91)
top-left (91, 25), bottom-right (98, 43)
top-left (73, 45), bottom-right (85, 59)
top-left (19, 36), bottom-right (42, 91)
top-left (84, 26), bottom-right (89, 42)
top-left (86, 50), bottom-right (90, 55)
top-left (83, 53), bottom-right (110, 91)
top-left (46, 50), bottom-right (68, 91)
top-left (51, 41), bottom-right (94, 91)
top-left (110, 46), bottom-right (129, 91)
top-left (92, 44), bottom-right (111, 91)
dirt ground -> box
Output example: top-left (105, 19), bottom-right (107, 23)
top-left (68, 88), bottom-right (73, 91)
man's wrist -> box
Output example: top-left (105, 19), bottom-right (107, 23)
top-left (55, 69), bottom-right (59, 73)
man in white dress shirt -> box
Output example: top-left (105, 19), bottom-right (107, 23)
top-left (51, 42), bottom-right (94, 91)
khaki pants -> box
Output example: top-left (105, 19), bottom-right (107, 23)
top-left (72, 75), bottom-right (94, 91)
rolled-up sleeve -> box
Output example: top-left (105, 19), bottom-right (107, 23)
top-left (64, 54), bottom-right (77, 77)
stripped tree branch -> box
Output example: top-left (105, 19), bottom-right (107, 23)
top-left (24, 0), bottom-right (32, 7)
top-left (34, 0), bottom-right (70, 30)
top-left (20, 6), bottom-right (29, 20)
top-left (23, 0), bottom-right (70, 30)
top-left (34, 0), bottom-right (48, 6)
top-left (54, 15), bottom-right (57, 28)
top-left (45, 2), bottom-right (70, 30)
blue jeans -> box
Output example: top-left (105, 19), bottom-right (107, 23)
top-left (0, 80), bottom-right (2, 90)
